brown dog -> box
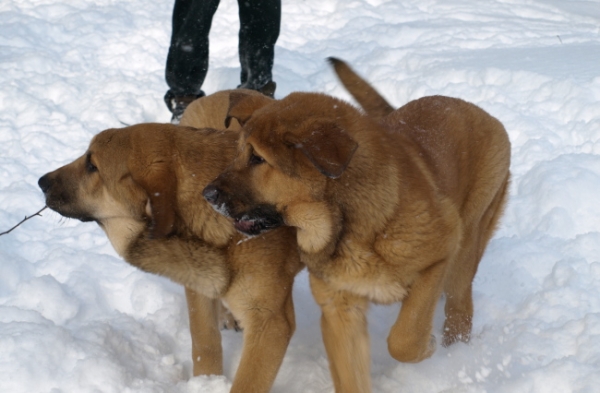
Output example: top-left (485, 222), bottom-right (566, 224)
top-left (203, 61), bottom-right (511, 392)
top-left (38, 90), bottom-right (302, 393)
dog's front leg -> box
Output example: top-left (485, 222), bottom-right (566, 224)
top-left (310, 274), bottom-right (371, 393)
top-left (123, 232), bottom-right (230, 299)
top-left (228, 294), bottom-right (296, 393)
top-left (185, 288), bottom-right (223, 376)
top-left (387, 259), bottom-right (446, 363)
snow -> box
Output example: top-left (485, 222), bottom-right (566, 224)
top-left (2, 0), bottom-right (600, 391)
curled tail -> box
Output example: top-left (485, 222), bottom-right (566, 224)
top-left (327, 57), bottom-right (395, 119)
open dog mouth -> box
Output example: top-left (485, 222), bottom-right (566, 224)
top-left (233, 205), bottom-right (284, 236)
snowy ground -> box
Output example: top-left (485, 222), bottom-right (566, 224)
top-left (2, 0), bottom-right (600, 392)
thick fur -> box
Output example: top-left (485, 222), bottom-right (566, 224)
top-left (327, 57), bottom-right (394, 119)
top-left (204, 62), bottom-right (511, 392)
top-left (38, 90), bottom-right (302, 393)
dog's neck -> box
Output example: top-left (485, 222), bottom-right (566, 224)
top-left (99, 217), bottom-right (146, 257)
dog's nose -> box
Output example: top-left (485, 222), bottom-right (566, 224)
top-left (38, 174), bottom-right (51, 193)
top-left (202, 184), bottom-right (221, 205)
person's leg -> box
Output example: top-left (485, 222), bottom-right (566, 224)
top-left (237, 0), bottom-right (281, 97)
top-left (165, 0), bottom-right (221, 119)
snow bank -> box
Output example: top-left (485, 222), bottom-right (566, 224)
top-left (1, 0), bottom-right (600, 392)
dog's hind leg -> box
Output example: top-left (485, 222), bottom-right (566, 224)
top-left (442, 174), bottom-right (510, 347)
top-left (185, 288), bottom-right (223, 376)
top-left (310, 274), bottom-right (371, 393)
top-left (441, 235), bottom-right (477, 347)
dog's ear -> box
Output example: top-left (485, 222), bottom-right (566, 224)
top-left (286, 122), bottom-right (358, 179)
top-left (129, 155), bottom-right (178, 239)
top-left (225, 92), bottom-right (273, 128)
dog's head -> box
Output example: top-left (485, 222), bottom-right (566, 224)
top-left (204, 92), bottom-right (359, 253)
top-left (38, 124), bottom-right (196, 253)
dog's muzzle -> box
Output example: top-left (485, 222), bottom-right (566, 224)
top-left (38, 173), bottom-right (94, 222)
top-left (202, 184), bottom-right (284, 236)
top-left (202, 183), bottom-right (232, 218)
top-left (38, 174), bottom-right (52, 194)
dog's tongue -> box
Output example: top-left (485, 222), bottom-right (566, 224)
top-left (234, 219), bottom-right (255, 233)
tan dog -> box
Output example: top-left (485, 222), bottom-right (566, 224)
top-left (203, 61), bottom-right (511, 392)
top-left (38, 90), bottom-right (302, 393)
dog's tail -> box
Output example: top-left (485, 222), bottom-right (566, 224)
top-left (327, 57), bottom-right (395, 119)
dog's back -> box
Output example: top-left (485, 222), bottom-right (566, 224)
top-left (180, 89), bottom-right (264, 130)
top-left (385, 95), bottom-right (510, 206)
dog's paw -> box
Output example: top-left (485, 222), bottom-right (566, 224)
top-left (219, 305), bottom-right (242, 332)
top-left (423, 334), bottom-right (437, 359)
top-left (410, 334), bottom-right (437, 362)
top-left (442, 315), bottom-right (472, 347)
top-left (388, 334), bottom-right (437, 363)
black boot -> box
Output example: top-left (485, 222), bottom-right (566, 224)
top-left (237, 0), bottom-right (280, 99)
top-left (237, 80), bottom-right (276, 98)
top-left (164, 90), bottom-right (205, 124)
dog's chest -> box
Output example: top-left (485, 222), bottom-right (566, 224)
top-left (306, 215), bottom-right (456, 304)
top-left (306, 242), bottom-right (413, 305)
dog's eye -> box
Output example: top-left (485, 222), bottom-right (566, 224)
top-left (86, 154), bottom-right (98, 173)
top-left (248, 152), bottom-right (265, 166)
top-left (87, 161), bottom-right (98, 173)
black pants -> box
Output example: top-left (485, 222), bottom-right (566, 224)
top-left (165, 0), bottom-right (281, 98)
